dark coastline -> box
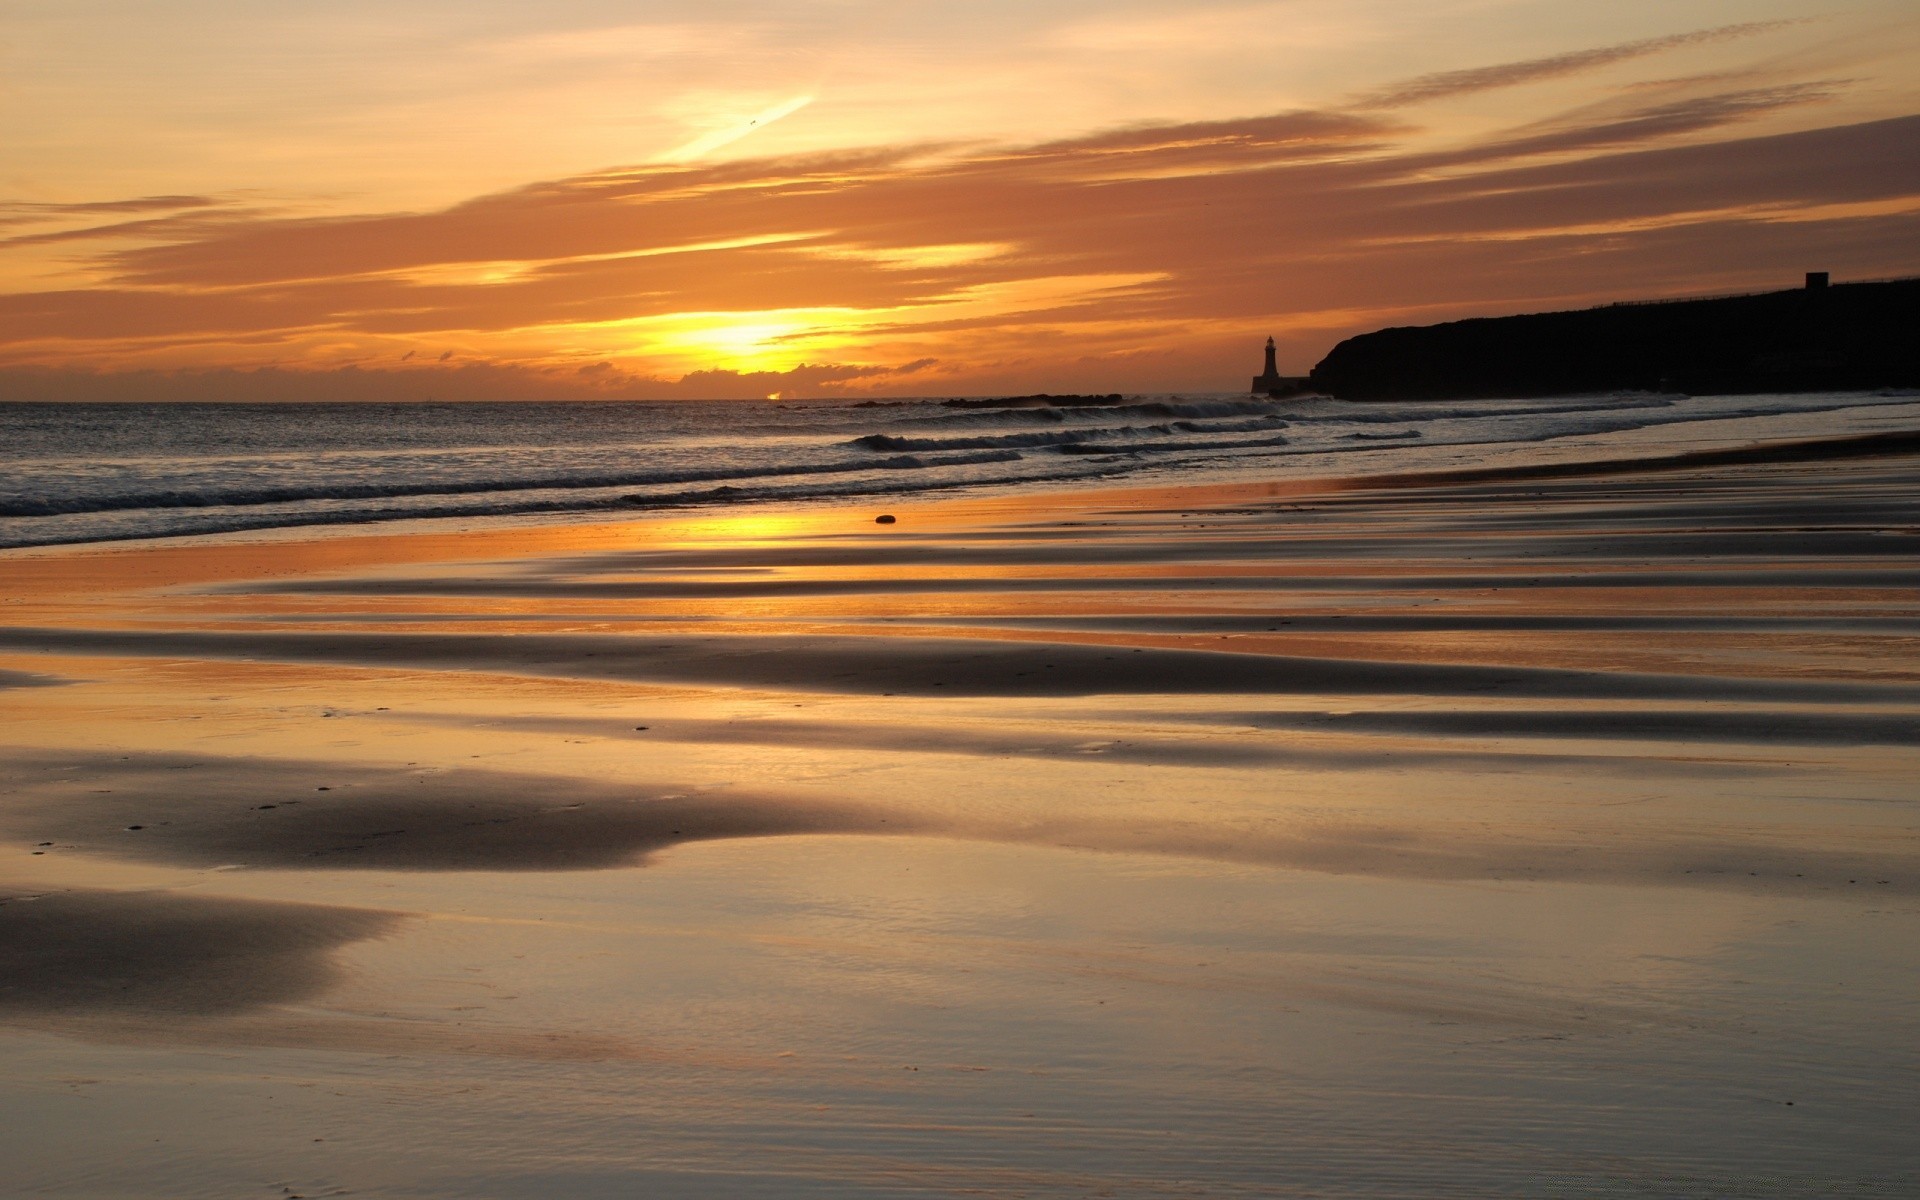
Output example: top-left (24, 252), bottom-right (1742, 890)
top-left (1308, 278), bottom-right (1920, 400)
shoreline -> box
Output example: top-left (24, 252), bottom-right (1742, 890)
top-left (6, 418), bottom-right (1919, 561)
top-left (8, 388), bottom-right (1919, 555)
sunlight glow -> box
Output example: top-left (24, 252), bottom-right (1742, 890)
top-left (664, 95), bottom-right (816, 162)
top-left (548, 307), bottom-right (866, 373)
top-left (2, 1), bottom-right (1915, 397)
top-left (815, 243), bottom-right (1015, 270)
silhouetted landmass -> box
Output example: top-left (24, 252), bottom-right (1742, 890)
top-left (1309, 278), bottom-right (1920, 400)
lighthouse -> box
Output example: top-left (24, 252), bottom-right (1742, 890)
top-left (1250, 336), bottom-right (1285, 395)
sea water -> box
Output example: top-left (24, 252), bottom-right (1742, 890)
top-left (3, 390), bottom-right (1918, 548)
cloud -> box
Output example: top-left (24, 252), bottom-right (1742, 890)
top-left (0, 194), bottom-right (219, 218)
top-left (995, 110), bottom-right (1399, 171)
top-left (1352, 21), bottom-right (1797, 109)
top-left (669, 359), bottom-right (937, 399)
top-left (1417, 81), bottom-right (1851, 167)
top-left (0, 195), bottom-right (260, 250)
top-left (0, 42), bottom-right (1913, 393)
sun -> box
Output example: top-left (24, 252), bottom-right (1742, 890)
top-left (625, 308), bottom-right (856, 372)
top-left (658, 319), bottom-right (783, 363)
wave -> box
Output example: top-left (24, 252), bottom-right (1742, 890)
top-left (867, 450), bottom-right (1025, 470)
top-left (0, 450), bottom-right (1024, 518)
top-left (882, 407), bottom-right (1076, 429)
top-left (1317, 394), bottom-right (1682, 423)
top-left (851, 429), bottom-right (1111, 452)
top-left (849, 415), bottom-right (1290, 454)
top-left (1348, 428), bottom-right (1920, 488)
top-left (1114, 399), bottom-right (1290, 419)
top-left (1169, 417), bottom-right (1291, 433)
top-left (878, 398), bottom-right (1290, 431)
top-left (0, 457), bottom-right (1123, 550)
top-left (622, 461), bottom-right (1128, 511)
top-left (1054, 433), bottom-right (1292, 455)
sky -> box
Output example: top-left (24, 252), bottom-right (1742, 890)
top-left (3, 0), bottom-right (1917, 400)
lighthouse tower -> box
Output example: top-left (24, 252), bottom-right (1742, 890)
top-left (1251, 336), bottom-right (1286, 395)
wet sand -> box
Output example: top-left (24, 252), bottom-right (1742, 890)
top-left (3, 438), bottom-right (1918, 1197)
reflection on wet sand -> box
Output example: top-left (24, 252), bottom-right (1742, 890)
top-left (2, 440), bottom-right (1918, 1196)
top-left (1218, 706), bottom-right (1920, 745)
top-left (0, 669), bottom-right (62, 691)
top-left (7, 747), bottom-right (1908, 894)
top-left (0, 884), bottom-right (398, 1017)
top-left (6, 752), bottom-right (901, 872)
top-left (8, 624), bottom-right (1919, 702)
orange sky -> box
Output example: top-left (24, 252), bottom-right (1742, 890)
top-left (3, 0), bottom-right (1918, 399)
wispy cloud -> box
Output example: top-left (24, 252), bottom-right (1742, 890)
top-left (1417, 80), bottom-right (1851, 167)
top-left (0, 195), bottom-right (220, 218)
top-left (1352, 21), bottom-right (1799, 109)
top-left (664, 95), bottom-right (817, 162)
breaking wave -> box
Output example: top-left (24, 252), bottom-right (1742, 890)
top-left (851, 429), bottom-right (1111, 452)
top-left (0, 450), bottom-right (1025, 519)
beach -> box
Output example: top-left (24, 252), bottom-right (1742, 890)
top-left (3, 412), bottom-right (1918, 1197)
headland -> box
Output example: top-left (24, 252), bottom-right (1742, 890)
top-left (1306, 274), bottom-right (1920, 400)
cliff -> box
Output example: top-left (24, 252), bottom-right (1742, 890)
top-left (1307, 277), bottom-right (1920, 400)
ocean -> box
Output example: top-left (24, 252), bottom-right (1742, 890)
top-left (4, 389), bottom-right (1918, 549)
